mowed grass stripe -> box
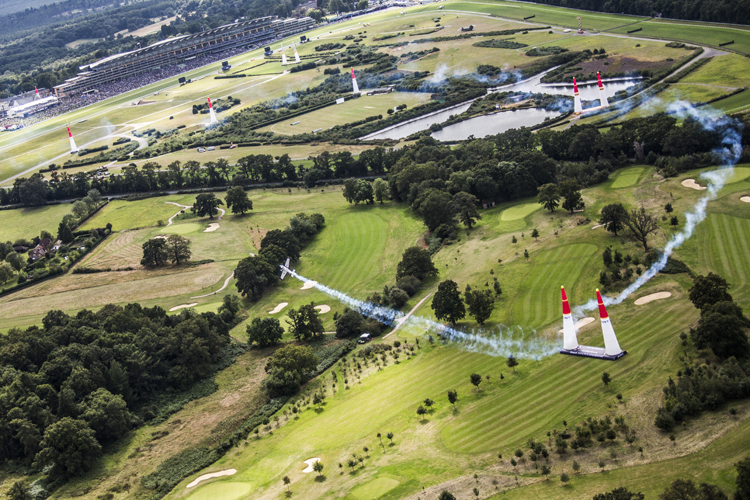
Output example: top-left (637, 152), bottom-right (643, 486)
top-left (704, 213), bottom-right (750, 306)
top-left (441, 300), bottom-right (693, 452)
top-left (514, 244), bottom-right (597, 328)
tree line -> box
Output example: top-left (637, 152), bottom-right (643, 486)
top-left (0, 300), bottom-right (241, 484)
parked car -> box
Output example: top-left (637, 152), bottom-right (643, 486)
top-left (207, 146), bottom-right (215, 151)
top-left (197, 147), bottom-right (206, 153)
top-left (358, 333), bottom-right (372, 344)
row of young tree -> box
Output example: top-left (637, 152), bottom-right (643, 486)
top-left (0, 300), bottom-right (241, 481)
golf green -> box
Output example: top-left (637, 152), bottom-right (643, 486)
top-left (185, 481), bottom-right (253, 500)
top-left (351, 477), bottom-right (400, 499)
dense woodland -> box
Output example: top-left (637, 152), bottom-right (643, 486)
top-left (0, 301), bottom-right (242, 484)
top-left (529, 0), bottom-right (750, 25)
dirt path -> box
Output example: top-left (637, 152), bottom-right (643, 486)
top-left (190, 272), bottom-right (234, 298)
top-left (384, 293), bottom-right (432, 339)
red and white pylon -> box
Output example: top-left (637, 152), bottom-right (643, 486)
top-left (67, 126), bottom-right (78, 153)
top-left (351, 67), bottom-right (360, 94)
top-left (561, 286), bottom-right (579, 350)
top-left (280, 42), bottom-right (288, 66)
top-left (207, 97), bottom-right (218, 124)
top-left (597, 289), bottom-right (623, 357)
top-left (293, 43), bottom-right (301, 64)
top-left (573, 77), bottom-right (583, 114)
top-left (34, 86), bottom-right (40, 100)
top-left (597, 71), bottom-right (609, 108)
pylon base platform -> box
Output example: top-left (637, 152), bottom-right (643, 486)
top-left (560, 346), bottom-right (627, 361)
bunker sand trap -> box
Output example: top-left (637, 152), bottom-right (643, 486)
top-left (301, 281), bottom-right (317, 290)
top-left (634, 291), bottom-right (672, 305)
top-left (204, 223), bottom-right (220, 232)
top-left (682, 179), bottom-right (707, 190)
top-left (315, 304), bottom-right (331, 313)
top-left (169, 303), bottom-right (197, 312)
top-left (741, 196), bottom-right (750, 203)
top-left (302, 458), bottom-right (320, 473)
top-left (186, 468), bottom-right (237, 488)
top-left (269, 302), bottom-right (288, 314)
top-left (559, 317), bottom-right (595, 334)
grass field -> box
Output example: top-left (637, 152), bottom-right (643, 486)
top-left (610, 167), bottom-right (645, 189)
top-left (0, 202), bottom-right (73, 243)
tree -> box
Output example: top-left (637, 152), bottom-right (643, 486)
top-left (33, 417), bottom-right (101, 477)
top-left (561, 472), bottom-right (570, 484)
top-left (691, 301), bottom-right (750, 360)
top-left (524, 249), bottom-right (529, 260)
top-left (246, 317), bottom-right (284, 347)
top-left (353, 179), bottom-right (374, 204)
top-left (191, 193), bottom-right (224, 218)
top-left (373, 178), bottom-right (390, 203)
top-left (234, 256), bottom-right (277, 301)
top-left (572, 460), bottom-right (581, 473)
top-left (266, 345), bottom-right (317, 376)
top-left (287, 303), bottom-right (324, 341)
top-left (72, 200), bottom-right (89, 218)
top-left (7, 481), bottom-right (32, 500)
top-left (659, 479), bottom-right (728, 500)
top-left (689, 273), bottom-right (733, 311)
top-left (603, 247), bottom-right (613, 267)
top-left (447, 389), bottom-right (458, 409)
top-left (5, 251), bottom-right (22, 274)
top-left (537, 183), bottom-right (560, 212)
top-left (600, 204), bottom-right (627, 236)
top-left (79, 388), bottom-right (130, 443)
top-left (464, 288), bottom-right (494, 324)
top-left (335, 308), bottom-right (364, 338)
top-left (418, 189), bottom-right (456, 231)
top-left (470, 373), bottom-right (482, 389)
top-left (665, 203), bottom-right (674, 213)
top-left (541, 464), bottom-right (552, 479)
top-left (424, 398), bottom-right (434, 409)
top-left (452, 192), bottom-right (482, 229)
top-left (141, 238), bottom-right (168, 267)
top-left (356, 0), bottom-right (368, 10)
top-left (387, 432), bottom-right (394, 443)
top-left (507, 356), bottom-right (518, 372)
top-left (512, 235), bottom-right (517, 245)
top-left (313, 460), bottom-right (324, 476)
top-left (560, 180), bottom-right (583, 213)
top-left (735, 455), bottom-right (750, 500)
top-left (602, 372), bottom-right (611, 388)
top-left (57, 220), bottom-right (74, 243)
top-left (396, 246), bottom-right (438, 281)
top-left (416, 405), bottom-right (426, 418)
top-left (0, 262), bottom-right (13, 284)
top-left (166, 234), bottom-right (191, 265)
top-left (531, 229), bottom-right (539, 239)
top-left (283, 475), bottom-right (291, 493)
top-left (225, 186), bottom-right (253, 215)
top-left (670, 216), bottom-right (679, 227)
top-left (623, 206), bottom-right (659, 252)
top-left (432, 280), bottom-right (466, 325)
top-left (593, 487), bottom-right (645, 500)
top-left (439, 492), bottom-right (457, 500)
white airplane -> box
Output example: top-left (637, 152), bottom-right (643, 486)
top-left (280, 257), bottom-right (295, 279)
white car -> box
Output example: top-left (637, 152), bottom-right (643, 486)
top-left (207, 146), bottom-right (215, 151)
top-left (197, 147), bottom-right (206, 153)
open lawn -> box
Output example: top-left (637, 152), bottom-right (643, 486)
top-left (0, 202), bottom-right (73, 243)
top-left (610, 167), bottom-right (645, 189)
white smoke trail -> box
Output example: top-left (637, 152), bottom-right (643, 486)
top-left (575, 100), bottom-right (743, 313)
top-left (287, 270), bottom-right (558, 359)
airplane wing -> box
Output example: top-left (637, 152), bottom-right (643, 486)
top-left (280, 257), bottom-right (291, 279)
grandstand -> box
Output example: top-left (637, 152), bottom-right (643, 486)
top-left (6, 96), bottom-right (59, 118)
top-left (53, 16), bottom-right (313, 97)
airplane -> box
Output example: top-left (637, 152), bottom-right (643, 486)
top-left (280, 257), bottom-right (295, 279)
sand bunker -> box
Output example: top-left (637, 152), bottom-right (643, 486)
top-left (204, 223), bottom-right (220, 232)
top-left (682, 179), bottom-right (707, 190)
top-left (249, 252), bottom-right (255, 256)
top-left (186, 469), bottom-right (237, 488)
top-left (558, 317), bottom-right (595, 334)
top-left (269, 302), bottom-right (288, 314)
top-left (301, 281), bottom-right (318, 290)
top-left (169, 303), bottom-right (197, 312)
top-left (315, 305), bottom-right (331, 314)
top-left (302, 458), bottom-right (320, 473)
top-left (634, 292), bottom-right (672, 305)
top-left (741, 196), bottom-right (750, 203)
